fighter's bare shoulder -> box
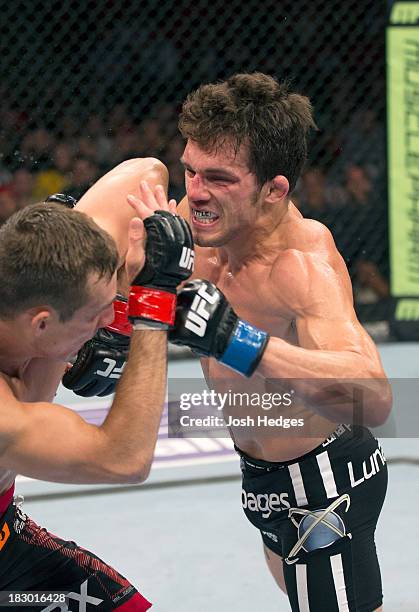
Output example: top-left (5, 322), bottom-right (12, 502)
top-left (270, 217), bottom-right (352, 317)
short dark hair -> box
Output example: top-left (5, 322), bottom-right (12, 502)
top-left (179, 72), bottom-right (317, 192)
top-left (0, 202), bottom-right (118, 321)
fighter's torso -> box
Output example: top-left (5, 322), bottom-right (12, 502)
top-left (192, 222), bottom-right (342, 462)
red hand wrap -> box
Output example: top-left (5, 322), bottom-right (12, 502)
top-left (128, 286), bottom-right (177, 327)
top-left (106, 299), bottom-right (133, 337)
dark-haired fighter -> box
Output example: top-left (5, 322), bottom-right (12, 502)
top-left (149, 73), bottom-right (390, 612)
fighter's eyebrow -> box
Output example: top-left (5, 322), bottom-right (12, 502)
top-left (180, 158), bottom-right (238, 179)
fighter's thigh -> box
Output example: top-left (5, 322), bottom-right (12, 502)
top-left (263, 544), bottom-right (287, 594)
top-left (0, 502), bottom-right (151, 610)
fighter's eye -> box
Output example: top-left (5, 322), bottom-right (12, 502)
top-left (208, 176), bottom-right (231, 184)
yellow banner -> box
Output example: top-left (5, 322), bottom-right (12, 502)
top-left (391, 2), bottom-right (419, 23)
top-left (388, 7), bottom-right (419, 295)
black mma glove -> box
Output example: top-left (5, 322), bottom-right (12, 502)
top-left (169, 280), bottom-right (270, 377)
top-left (45, 193), bottom-right (77, 208)
top-left (62, 296), bottom-right (132, 397)
top-left (128, 210), bottom-right (194, 329)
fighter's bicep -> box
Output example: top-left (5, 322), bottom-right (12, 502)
top-left (292, 253), bottom-right (361, 351)
top-left (0, 393), bottom-right (108, 483)
top-left (296, 315), bottom-right (364, 353)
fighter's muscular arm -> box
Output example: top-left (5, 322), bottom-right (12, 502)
top-left (76, 158), bottom-right (169, 263)
top-left (0, 330), bottom-right (166, 484)
top-left (256, 249), bottom-right (392, 426)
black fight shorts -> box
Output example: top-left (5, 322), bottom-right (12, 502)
top-left (0, 498), bottom-right (151, 611)
top-left (238, 425), bottom-right (388, 612)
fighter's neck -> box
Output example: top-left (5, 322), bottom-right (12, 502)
top-left (0, 355), bottom-right (31, 379)
top-left (0, 325), bottom-right (32, 378)
top-left (217, 201), bottom-right (297, 271)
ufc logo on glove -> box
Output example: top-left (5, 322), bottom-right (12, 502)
top-left (179, 246), bottom-right (195, 271)
top-left (96, 358), bottom-right (126, 379)
top-left (170, 279), bottom-right (269, 377)
top-left (185, 285), bottom-right (219, 337)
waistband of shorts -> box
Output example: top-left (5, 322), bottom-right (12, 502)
top-left (235, 424), bottom-right (371, 471)
top-left (0, 483), bottom-right (15, 515)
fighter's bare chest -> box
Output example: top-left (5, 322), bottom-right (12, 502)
top-left (196, 258), bottom-right (295, 340)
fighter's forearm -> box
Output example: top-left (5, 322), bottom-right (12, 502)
top-left (100, 330), bottom-right (167, 482)
top-left (256, 337), bottom-right (392, 427)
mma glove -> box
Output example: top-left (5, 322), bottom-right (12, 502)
top-left (169, 279), bottom-right (270, 377)
top-left (62, 296), bottom-right (132, 397)
top-left (128, 210), bottom-right (194, 329)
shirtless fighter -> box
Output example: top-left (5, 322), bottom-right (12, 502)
top-left (161, 73), bottom-right (391, 611)
top-left (0, 160), bottom-right (194, 610)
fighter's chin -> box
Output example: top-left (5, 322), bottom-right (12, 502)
top-left (193, 230), bottom-right (228, 248)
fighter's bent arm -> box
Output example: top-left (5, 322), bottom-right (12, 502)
top-left (0, 330), bottom-right (167, 484)
top-left (76, 158), bottom-right (169, 263)
top-left (255, 250), bottom-right (392, 426)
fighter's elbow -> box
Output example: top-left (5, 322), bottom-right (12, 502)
top-left (122, 462), bottom-right (152, 485)
top-left (115, 157), bottom-right (169, 187)
top-left (142, 158), bottom-right (169, 182)
top-left (365, 384), bottom-right (393, 428)
top-left (118, 454), bottom-right (154, 484)
top-left (97, 455), bottom-right (152, 485)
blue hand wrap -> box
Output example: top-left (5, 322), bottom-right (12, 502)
top-left (219, 319), bottom-right (269, 377)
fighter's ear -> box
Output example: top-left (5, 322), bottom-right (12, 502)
top-left (30, 308), bottom-right (55, 336)
top-left (264, 175), bottom-right (289, 204)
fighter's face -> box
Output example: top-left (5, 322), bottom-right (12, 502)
top-left (182, 140), bottom-right (262, 247)
top-left (36, 272), bottom-right (117, 361)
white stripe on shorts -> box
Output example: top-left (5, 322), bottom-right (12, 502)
top-left (316, 450), bottom-right (339, 498)
top-left (296, 564), bottom-right (310, 612)
top-left (330, 553), bottom-right (350, 611)
top-left (288, 462), bottom-right (308, 506)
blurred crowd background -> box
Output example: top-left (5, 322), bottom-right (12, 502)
top-left (0, 1), bottom-right (392, 337)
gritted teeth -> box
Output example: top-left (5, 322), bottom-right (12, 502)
top-left (192, 208), bottom-right (219, 219)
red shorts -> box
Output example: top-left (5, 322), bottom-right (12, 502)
top-left (0, 490), bottom-right (152, 611)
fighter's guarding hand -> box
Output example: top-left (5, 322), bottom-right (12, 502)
top-left (126, 182), bottom-right (194, 329)
top-left (61, 296), bottom-right (132, 396)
